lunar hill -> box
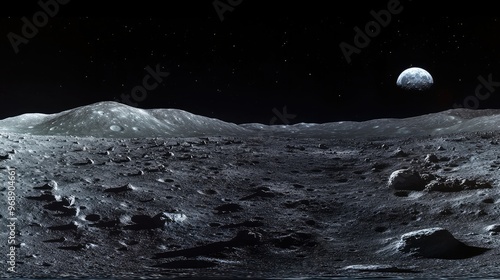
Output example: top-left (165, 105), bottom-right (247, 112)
top-left (0, 101), bottom-right (499, 138)
top-left (0, 101), bottom-right (248, 138)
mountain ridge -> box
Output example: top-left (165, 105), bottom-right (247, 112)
top-left (0, 101), bottom-right (499, 138)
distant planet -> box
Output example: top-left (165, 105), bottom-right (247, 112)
top-left (396, 67), bottom-right (433, 91)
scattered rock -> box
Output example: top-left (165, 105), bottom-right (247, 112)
top-left (397, 227), bottom-right (489, 259)
top-left (165, 152), bottom-right (175, 157)
top-left (179, 154), bottom-right (193, 160)
top-left (420, 173), bottom-right (437, 182)
top-left (125, 212), bottom-right (186, 230)
top-left (74, 146), bottom-right (87, 152)
top-left (104, 183), bottom-right (135, 193)
top-left (485, 224), bottom-right (500, 233)
top-left (397, 228), bottom-right (461, 258)
top-left (388, 169), bottom-right (426, 191)
top-left (425, 178), bottom-right (492, 192)
top-left (60, 195), bottom-right (76, 207)
top-left (43, 195), bottom-right (78, 215)
top-left (392, 148), bottom-right (409, 157)
top-left (145, 165), bottom-right (167, 172)
top-left (0, 154), bottom-right (12, 160)
top-left (424, 154), bottom-right (439, 163)
top-left (43, 195), bottom-right (74, 207)
top-left (152, 212), bottom-right (187, 227)
top-left (34, 180), bottom-right (58, 190)
top-left (318, 144), bottom-right (329, 149)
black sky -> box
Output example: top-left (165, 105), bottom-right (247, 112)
top-left (1, 0), bottom-right (500, 125)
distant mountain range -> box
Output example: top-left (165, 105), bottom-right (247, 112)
top-left (0, 101), bottom-right (499, 138)
top-left (0, 101), bottom-right (249, 138)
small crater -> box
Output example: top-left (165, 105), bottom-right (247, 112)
top-left (482, 198), bottom-right (495, 204)
top-left (204, 189), bottom-right (217, 195)
top-left (162, 178), bottom-right (175, 183)
top-left (214, 203), bottom-right (243, 214)
top-left (110, 125), bottom-right (124, 132)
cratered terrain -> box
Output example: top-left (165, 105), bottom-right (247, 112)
top-left (1, 102), bottom-right (500, 279)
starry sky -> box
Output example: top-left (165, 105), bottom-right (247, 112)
top-left (1, 0), bottom-right (500, 125)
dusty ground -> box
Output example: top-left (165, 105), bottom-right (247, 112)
top-left (1, 130), bottom-right (500, 278)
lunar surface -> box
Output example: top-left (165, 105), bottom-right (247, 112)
top-left (1, 102), bottom-right (500, 279)
top-left (396, 67), bottom-right (434, 91)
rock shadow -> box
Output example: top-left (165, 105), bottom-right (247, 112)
top-left (152, 230), bottom-right (261, 259)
